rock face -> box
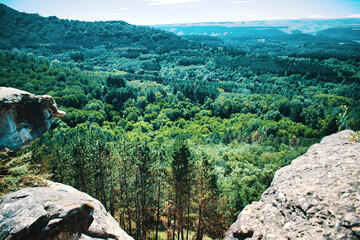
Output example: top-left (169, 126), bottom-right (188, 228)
top-left (0, 87), bottom-right (66, 152)
top-left (225, 130), bottom-right (360, 240)
top-left (0, 181), bottom-right (134, 240)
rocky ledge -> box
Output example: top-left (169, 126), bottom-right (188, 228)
top-left (225, 130), bottom-right (360, 240)
top-left (0, 87), bottom-right (66, 152)
top-left (0, 181), bottom-right (133, 240)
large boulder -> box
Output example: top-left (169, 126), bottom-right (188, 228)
top-left (0, 87), bottom-right (65, 152)
top-left (225, 130), bottom-right (360, 240)
top-left (0, 181), bottom-right (134, 240)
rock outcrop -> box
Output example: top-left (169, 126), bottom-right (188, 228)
top-left (0, 181), bottom-right (133, 240)
top-left (0, 87), bottom-right (133, 240)
top-left (225, 130), bottom-right (360, 240)
top-left (0, 87), bottom-right (66, 152)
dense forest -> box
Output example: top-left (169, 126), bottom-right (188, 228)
top-left (1, 3), bottom-right (360, 240)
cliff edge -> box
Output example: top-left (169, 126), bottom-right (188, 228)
top-left (225, 130), bottom-right (360, 240)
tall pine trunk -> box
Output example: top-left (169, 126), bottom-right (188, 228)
top-left (196, 205), bottom-right (203, 240)
top-left (186, 188), bottom-right (191, 240)
top-left (155, 177), bottom-right (161, 240)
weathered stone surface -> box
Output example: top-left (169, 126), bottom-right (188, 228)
top-left (0, 181), bottom-right (134, 240)
top-left (47, 181), bottom-right (133, 240)
top-left (225, 130), bottom-right (360, 240)
top-left (0, 87), bottom-right (65, 152)
top-left (0, 186), bottom-right (93, 240)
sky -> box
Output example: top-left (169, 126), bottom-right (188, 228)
top-left (1, 0), bottom-right (360, 25)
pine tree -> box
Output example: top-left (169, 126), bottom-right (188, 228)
top-left (171, 136), bottom-right (192, 240)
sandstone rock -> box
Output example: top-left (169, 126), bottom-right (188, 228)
top-left (0, 181), bottom-right (134, 240)
top-left (0, 186), bottom-right (93, 240)
top-left (47, 181), bottom-right (133, 240)
top-left (225, 130), bottom-right (360, 240)
top-left (0, 87), bottom-right (65, 152)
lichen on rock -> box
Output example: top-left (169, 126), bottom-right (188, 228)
top-left (225, 130), bottom-right (360, 240)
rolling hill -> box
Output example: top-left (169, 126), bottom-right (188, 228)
top-left (152, 18), bottom-right (360, 39)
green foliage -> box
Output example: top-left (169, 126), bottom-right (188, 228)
top-left (1, 6), bottom-right (360, 238)
top-left (337, 105), bottom-right (349, 131)
top-left (2, 47), bottom-right (360, 238)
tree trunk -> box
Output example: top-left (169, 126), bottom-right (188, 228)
top-left (155, 177), bottom-right (161, 240)
top-left (97, 143), bottom-right (107, 210)
top-left (186, 186), bottom-right (191, 240)
top-left (127, 207), bottom-right (132, 236)
top-left (196, 205), bottom-right (202, 240)
top-left (172, 192), bottom-right (177, 240)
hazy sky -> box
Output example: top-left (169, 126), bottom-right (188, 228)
top-left (2, 0), bottom-right (360, 25)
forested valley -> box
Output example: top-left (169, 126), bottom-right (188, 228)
top-left (1, 3), bottom-right (360, 240)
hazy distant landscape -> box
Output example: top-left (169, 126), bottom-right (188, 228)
top-left (1, 2), bottom-right (360, 239)
top-left (153, 17), bottom-right (360, 34)
top-left (153, 18), bottom-right (360, 57)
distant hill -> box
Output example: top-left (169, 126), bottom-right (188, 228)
top-left (161, 25), bottom-right (289, 38)
top-left (152, 18), bottom-right (360, 40)
top-left (0, 3), bottom-right (193, 56)
top-left (0, 3), bottom-right (359, 73)
top-left (318, 27), bottom-right (360, 41)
